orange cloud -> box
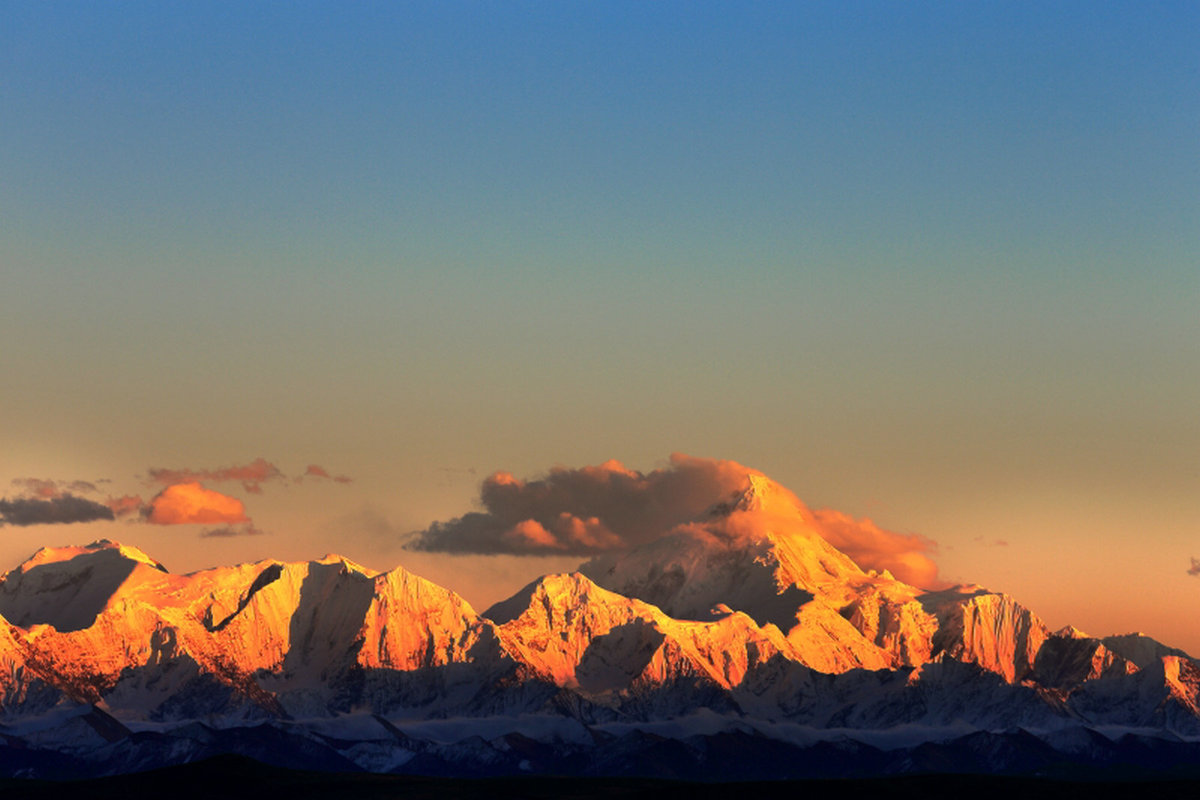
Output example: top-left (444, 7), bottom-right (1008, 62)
top-left (502, 519), bottom-right (562, 549)
top-left (146, 482), bottom-right (247, 525)
top-left (556, 512), bottom-right (622, 549)
top-left (810, 509), bottom-right (944, 589)
top-left (147, 458), bottom-right (284, 494)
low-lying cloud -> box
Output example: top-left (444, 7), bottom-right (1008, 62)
top-left (406, 454), bottom-right (943, 586)
top-left (1188, 557), bottom-right (1200, 578)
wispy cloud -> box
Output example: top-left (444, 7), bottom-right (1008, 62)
top-left (10, 477), bottom-right (102, 499)
top-left (146, 458), bottom-right (285, 494)
top-left (302, 464), bottom-right (353, 483)
top-left (200, 522), bottom-right (265, 538)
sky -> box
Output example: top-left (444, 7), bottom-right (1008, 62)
top-left (2, 3), bottom-right (1198, 651)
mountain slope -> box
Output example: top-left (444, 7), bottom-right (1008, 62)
top-left (0, 543), bottom-right (504, 717)
top-left (486, 572), bottom-right (795, 694)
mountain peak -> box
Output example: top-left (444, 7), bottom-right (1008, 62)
top-left (14, 540), bottom-right (168, 575)
top-left (314, 553), bottom-right (376, 576)
top-left (735, 473), bottom-right (774, 512)
top-left (0, 540), bottom-right (171, 632)
top-left (707, 472), bottom-right (808, 520)
top-left (483, 572), bottom-right (620, 625)
top-left (1054, 625), bottom-right (1092, 640)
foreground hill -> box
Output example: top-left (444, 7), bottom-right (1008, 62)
top-left (0, 473), bottom-right (1194, 779)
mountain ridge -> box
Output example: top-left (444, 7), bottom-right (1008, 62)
top-left (0, 470), bottom-right (1191, 779)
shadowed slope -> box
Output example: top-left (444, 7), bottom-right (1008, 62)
top-left (0, 541), bottom-right (167, 632)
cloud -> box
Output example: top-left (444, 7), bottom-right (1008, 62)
top-left (10, 478), bottom-right (101, 499)
top-left (200, 522), bottom-right (265, 538)
top-left (408, 454), bottom-right (760, 557)
top-left (145, 482), bottom-right (247, 525)
top-left (405, 454), bottom-right (944, 586)
top-left (302, 464), bottom-right (353, 483)
top-left (1188, 558), bottom-right (1200, 577)
top-left (0, 478), bottom-right (147, 527)
top-left (106, 495), bottom-right (146, 518)
top-left (0, 494), bottom-right (116, 526)
top-left (11, 478), bottom-right (65, 499)
top-left (810, 510), bottom-right (943, 588)
top-left (147, 458), bottom-right (284, 494)
top-left (6, 458), bottom-right (342, 531)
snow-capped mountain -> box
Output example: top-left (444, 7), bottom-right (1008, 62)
top-left (0, 473), bottom-right (1196, 779)
top-left (581, 474), bottom-right (1051, 681)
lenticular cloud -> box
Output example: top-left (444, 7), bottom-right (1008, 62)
top-left (406, 453), bottom-right (942, 586)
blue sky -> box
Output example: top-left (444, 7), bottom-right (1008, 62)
top-left (2, 2), bottom-right (1198, 648)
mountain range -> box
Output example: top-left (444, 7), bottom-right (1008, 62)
top-left (0, 473), bottom-right (1196, 780)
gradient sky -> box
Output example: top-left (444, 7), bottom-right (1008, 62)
top-left (3, 3), bottom-right (1198, 650)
